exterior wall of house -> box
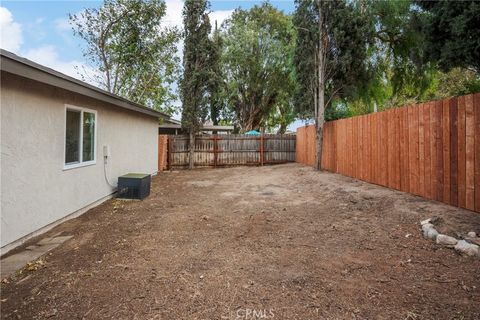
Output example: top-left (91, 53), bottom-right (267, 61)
top-left (1, 73), bottom-right (158, 251)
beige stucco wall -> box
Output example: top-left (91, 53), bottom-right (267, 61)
top-left (1, 73), bottom-right (158, 250)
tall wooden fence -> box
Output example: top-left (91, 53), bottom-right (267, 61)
top-left (296, 125), bottom-right (316, 167)
top-left (296, 93), bottom-right (480, 213)
top-left (167, 134), bottom-right (296, 169)
top-left (158, 135), bottom-right (168, 171)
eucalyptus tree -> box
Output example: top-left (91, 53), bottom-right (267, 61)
top-left (293, 0), bottom-right (373, 169)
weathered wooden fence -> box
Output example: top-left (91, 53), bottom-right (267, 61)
top-left (296, 93), bottom-right (480, 213)
top-left (167, 134), bottom-right (296, 169)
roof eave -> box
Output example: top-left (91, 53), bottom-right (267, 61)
top-left (0, 49), bottom-right (169, 119)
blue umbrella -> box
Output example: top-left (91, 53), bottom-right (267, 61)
top-left (245, 130), bottom-right (261, 136)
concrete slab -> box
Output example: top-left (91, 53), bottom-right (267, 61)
top-left (37, 237), bottom-right (53, 246)
top-left (1, 235), bottom-right (73, 279)
top-left (47, 236), bottom-right (73, 244)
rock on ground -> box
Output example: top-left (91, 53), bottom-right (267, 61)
top-left (436, 234), bottom-right (458, 246)
top-left (422, 223), bottom-right (438, 240)
top-left (454, 240), bottom-right (480, 257)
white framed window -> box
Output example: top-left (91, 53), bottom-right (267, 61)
top-left (64, 105), bottom-right (97, 170)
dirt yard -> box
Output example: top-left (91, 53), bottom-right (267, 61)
top-left (1, 164), bottom-right (479, 319)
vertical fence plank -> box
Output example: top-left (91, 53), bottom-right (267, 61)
top-left (474, 93), bottom-right (480, 212)
top-left (419, 104), bottom-right (426, 197)
top-left (321, 125), bottom-right (325, 169)
top-left (457, 96), bottom-right (466, 208)
top-left (387, 110), bottom-right (394, 188)
top-left (343, 120), bottom-right (346, 173)
top-left (394, 108), bottom-right (401, 189)
top-left (378, 112), bottom-right (383, 184)
top-left (365, 115), bottom-right (369, 180)
top-left (343, 120), bottom-right (347, 174)
top-left (443, 99), bottom-right (451, 204)
top-left (350, 118), bottom-right (354, 177)
top-left (374, 113), bottom-right (379, 183)
top-left (435, 101), bottom-right (445, 202)
top-left (352, 117), bottom-right (357, 178)
top-left (341, 120), bottom-right (345, 174)
top-left (322, 123), bottom-right (328, 169)
top-left (330, 122), bottom-right (334, 171)
top-left (338, 121), bottom-right (342, 173)
top-left (409, 106), bottom-right (419, 195)
top-left (450, 98), bottom-right (459, 206)
top-left (400, 107), bottom-right (410, 193)
top-left (381, 111), bottom-right (389, 186)
top-left (465, 94), bottom-right (475, 210)
top-left (311, 125), bottom-right (316, 167)
top-left (377, 112), bottom-right (382, 184)
top-left (365, 114), bottom-right (370, 181)
top-left (423, 103), bottom-right (432, 199)
top-left (368, 114), bottom-right (374, 183)
top-left (328, 122), bottom-right (332, 170)
top-left (358, 116), bottom-right (364, 180)
top-left (430, 102), bottom-right (437, 201)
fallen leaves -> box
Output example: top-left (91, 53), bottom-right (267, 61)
top-left (24, 259), bottom-right (46, 272)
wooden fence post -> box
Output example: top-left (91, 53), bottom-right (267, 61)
top-left (213, 135), bottom-right (218, 168)
top-left (167, 135), bottom-right (172, 171)
top-left (260, 134), bottom-right (264, 166)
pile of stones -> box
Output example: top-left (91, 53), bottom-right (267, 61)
top-left (420, 218), bottom-right (480, 258)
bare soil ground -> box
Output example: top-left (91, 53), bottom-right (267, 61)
top-left (1, 164), bottom-right (479, 320)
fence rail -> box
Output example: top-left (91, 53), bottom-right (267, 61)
top-left (167, 134), bottom-right (296, 169)
top-left (296, 93), bottom-right (480, 213)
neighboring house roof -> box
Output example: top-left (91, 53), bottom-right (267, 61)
top-left (159, 123), bottom-right (234, 132)
top-left (165, 118), bottom-right (181, 125)
top-left (0, 49), bottom-right (169, 119)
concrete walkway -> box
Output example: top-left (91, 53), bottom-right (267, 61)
top-left (1, 235), bottom-right (73, 278)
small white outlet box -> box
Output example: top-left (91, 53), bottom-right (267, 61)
top-left (103, 145), bottom-right (110, 158)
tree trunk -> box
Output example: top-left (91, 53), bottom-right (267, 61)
top-left (315, 0), bottom-right (325, 171)
top-left (189, 129), bottom-right (195, 169)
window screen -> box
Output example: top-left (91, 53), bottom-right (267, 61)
top-left (65, 109), bottom-right (81, 164)
top-left (65, 107), bottom-right (96, 167)
top-left (83, 112), bottom-right (95, 162)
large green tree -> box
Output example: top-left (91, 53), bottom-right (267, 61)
top-left (346, 0), bottom-right (480, 116)
top-left (70, 0), bottom-right (179, 113)
top-left (180, 0), bottom-right (211, 169)
top-left (417, 0), bottom-right (480, 74)
top-left (293, 0), bottom-right (373, 169)
top-left (359, 0), bottom-right (432, 110)
top-left (221, 3), bottom-right (295, 133)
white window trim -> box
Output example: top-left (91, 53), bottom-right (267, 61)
top-left (63, 104), bottom-right (98, 170)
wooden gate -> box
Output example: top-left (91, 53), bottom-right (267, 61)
top-left (168, 134), bottom-right (296, 169)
